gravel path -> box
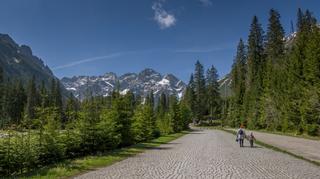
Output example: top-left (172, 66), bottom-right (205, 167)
top-left (75, 129), bottom-right (320, 179)
top-left (231, 129), bottom-right (320, 163)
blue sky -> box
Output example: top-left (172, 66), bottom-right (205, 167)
top-left (0, 0), bottom-right (319, 82)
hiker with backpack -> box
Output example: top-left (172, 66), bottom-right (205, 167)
top-left (236, 125), bottom-right (246, 147)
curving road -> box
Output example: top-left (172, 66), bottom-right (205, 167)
top-left (75, 129), bottom-right (320, 179)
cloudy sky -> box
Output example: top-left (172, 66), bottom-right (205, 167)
top-left (0, 0), bottom-right (319, 81)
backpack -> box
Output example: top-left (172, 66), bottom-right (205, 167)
top-left (239, 129), bottom-right (244, 135)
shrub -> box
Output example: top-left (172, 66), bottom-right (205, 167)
top-left (157, 114), bottom-right (173, 135)
top-left (306, 124), bottom-right (319, 136)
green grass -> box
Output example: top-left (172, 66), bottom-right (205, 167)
top-left (252, 129), bottom-right (320, 141)
top-left (221, 128), bottom-right (320, 167)
top-left (222, 126), bottom-right (320, 140)
top-left (16, 131), bottom-right (188, 179)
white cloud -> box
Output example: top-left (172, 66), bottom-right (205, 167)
top-left (199, 0), bottom-right (213, 6)
top-left (152, 1), bottom-right (176, 29)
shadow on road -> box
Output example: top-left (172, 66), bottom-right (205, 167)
top-left (151, 141), bottom-right (180, 145)
top-left (240, 146), bottom-right (262, 149)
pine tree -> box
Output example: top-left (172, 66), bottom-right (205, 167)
top-left (265, 9), bottom-right (285, 61)
top-left (193, 61), bottom-right (206, 122)
top-left (11, 80), bottom-right (26, 124)
top-left (110, 96), bottom-right (134, 146)
top-left (297, 8), bottom-right (304, 32)
top-left (260, 9), bottom-right (285, 130)
top-left (206, 65), bottom-right (221, 122)
top-left (243, 15), bottom-right (265, 128)
top-left (145, 90), bottom-right (155, 108)
top-left (132, 104), bottom-right (156, 142)
top-left (157, 92), bottom-right (168, 118)
top-left (183, 74), bottom-right (196, 121)
top-left (25, 76), bottom-right (38, 121)
top-left (65, 93), bottom-right (78, 124)
top-left (169, 95), bottom-right (183, 132)
top-left (0, 67), bottom-right (3, 127)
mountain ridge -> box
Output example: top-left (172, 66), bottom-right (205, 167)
top-left (61, 68), bottom-right (186, 100)
top-left (0, 33), bottom-right (62, 89)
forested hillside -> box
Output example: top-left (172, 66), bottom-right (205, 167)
top-left (0, 65), bottom-right (192, 176)
top-left (226, 8), bottom-right (320, 136)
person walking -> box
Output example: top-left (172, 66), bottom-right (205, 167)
top-left (248, 132), bottom-right (255, 148)
top-left (237, 125), bottom-right (246, 147)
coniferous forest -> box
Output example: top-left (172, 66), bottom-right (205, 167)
top-left (225, 8), bottom-right (320, 136)
top-left (0, 59), bottom-right (223, 176)
top-left (0, 72), bottom-right (189, 175)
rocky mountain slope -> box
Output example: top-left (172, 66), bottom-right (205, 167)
top-left (0, 34), bottom-right (60, 87)
top-left (61, 69), bottom-right (186, 100)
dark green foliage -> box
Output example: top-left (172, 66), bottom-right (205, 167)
top-left (206, 65), bottom-right (221, 121)
top-left (169, 95), bottom-right (183, 133)
top-left (182, 62), bottom-right (223, 125)
top-left (306, 124), bottom-right (319, 136)
top-left (182, 74), bottom-right (196, 120)
top-left (25, 76), bottom-right (39, 120)
top-left (243, 15), bottom-right (265, 128)
top-left (193, 61), bottom-right (207, 122)
top-left (132, 104), bottom-right (156, 142)
top-left (226, 8), bottom-right (320, 135)
top-left (229, 39), bottom-right (247, 127)
top-left (111, 93), bottom-right (134, 146)
top-left (157, 92), bottom-right (169, 117)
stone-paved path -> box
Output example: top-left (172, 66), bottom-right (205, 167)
top-left (230, 128), bottom-right (320, 163)
top-left (75, 129), bottom-right (320, 179)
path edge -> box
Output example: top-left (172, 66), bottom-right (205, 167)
top-left (220, 128), bottom-right (320, 167)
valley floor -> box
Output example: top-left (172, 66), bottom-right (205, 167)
top-left (75, 129), bottom-right (320, 179)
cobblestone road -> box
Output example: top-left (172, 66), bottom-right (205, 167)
top-left (230, 128), bottom-right (320, 163)
top-left (75, 129), bottom-right (320, 179)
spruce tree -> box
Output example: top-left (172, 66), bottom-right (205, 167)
top-left (183, 74), bottom-right (196, 121)
top-left (243, 15), bottom-right (265, 128)
top-left (260, 9), bottom-right (285, 130)
top-left (169, 95), bottom-right (183, 132)
top-left (25, 76), bottom-right (38, 120)
top-left (193, 61), bottom-right (206, 122)
top-left (11, 80), bottom-right (26, 124)
top-left (265, 9), bottom-right (285, 61)
top-left (157, 92), bottom-right (168, 118)
top-left (232, 39), bottom-right (247, 125)
top-left (206, 65), bottom-right (221, 122)
top-left (0, 67), bottom-right (3, 127)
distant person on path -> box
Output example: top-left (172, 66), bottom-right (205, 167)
top-left (237, 125), bottom-right (246, 147)
top-left (248, 132), bottom-right (255, 148)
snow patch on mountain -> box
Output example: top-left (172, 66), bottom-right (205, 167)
top-left (61, 68), bottom-right (186, 100)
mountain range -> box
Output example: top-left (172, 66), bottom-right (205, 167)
top-left (61, 69), bottom-right (186, 100)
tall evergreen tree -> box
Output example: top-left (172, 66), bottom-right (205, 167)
top-left (169, 95), bottom-right (183, 132)
top-left (229, 39), bottom-right (247, 126)
top-left (0, 67), bottom-right (3, 127)
top-left (193, 61), bottom-right (206, 122)
top-left (206, 65), bottom-right (221, 121)
top-left (157, 92), bottom-right (168, 117)
top-left (265, 9), bottom-right (285, 61)
top-left (260, 9), bottom-right (285, 130)
top-left (183, 74), bottom-right (196, 120)
top-left (243, 15), bottom-right (265, 128)
top-left (25, 76), bottom-right (38, 120)
top-left (11, 80), bottom-right (26, 124)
